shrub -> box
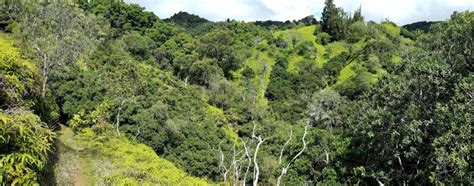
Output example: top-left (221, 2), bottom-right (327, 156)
top-left (0, 110), bottom-right (55, 185)
top-left (315, 32), bottom-right (331, 45)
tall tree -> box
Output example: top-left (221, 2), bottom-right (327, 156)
top-left (352, 6), bottom-right (364, 22)
top-left (15, 3), bottom-right (103, 98)
top-left (321, 0), bottom-right (337, 31)
top-left (320, 0), bottom-right (348, 41)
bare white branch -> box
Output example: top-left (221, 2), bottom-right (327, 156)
top-left (278, 128), bottom-right (293, 165)
top-left (219, 141), bottom-right (229, 182)
top-left (251, 122), bottom-right (267, 186)
top-left (242, 139), bottom-right (251, 186)
top-left (276, 125), bottom-right (308, 186)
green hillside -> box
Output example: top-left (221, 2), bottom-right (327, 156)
top-left (1, 1), bottom-right (472, 185)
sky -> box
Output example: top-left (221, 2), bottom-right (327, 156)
top-left (124, 0), bottom-right (474, 25)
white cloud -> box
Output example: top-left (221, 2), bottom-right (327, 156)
top-left (125, 0), bottom-right (474, 25)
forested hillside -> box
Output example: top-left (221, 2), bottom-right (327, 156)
top-left (0, 0), bottom-right (472, 185)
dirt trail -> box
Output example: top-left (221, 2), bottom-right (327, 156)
top-left (73, 158), bottom-right (86, 186)
top-left (53, 125), bottom-right (94, 185)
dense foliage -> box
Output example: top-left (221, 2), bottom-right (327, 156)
top-left (403, 21), bottom-right (439, 32)
top-left (0, 34), bottom-right (55, 185)
top-left (66, 103), bottom-right (211, 185)
top-left (0, 0), bottom-right (472, 185)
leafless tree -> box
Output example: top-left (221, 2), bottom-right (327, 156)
top-left (219, 141), bottom-right (231, 182)
top-left (114, 99), bottom-right (126, 135)
top-left (276, 125), bottom-right (308, 186)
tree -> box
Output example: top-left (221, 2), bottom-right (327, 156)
top-left (189, 58), bottom-right (224, 86)
top-left (320, 0), bottom-right (349, 41)
top-left (352, 6), bottom-right (364, 23)
top-left (16, 3), bottom-right (103, 98)
top-left (198, 29), bottom-right (242, 78)
top-left (276, 125), bottom-right (308, 186)
top-left (118, 32), bottom-right (155, 61)
top-left (164, 11), bottom-right (209, 29)
top-left (346, 12), bottom-right (473, 184)
top-left (321, 0), bottom-right (337, 30)
top-left (78, 0), bottom-right (158, 37)
top-left (306, 89), bottom-right (344, 133)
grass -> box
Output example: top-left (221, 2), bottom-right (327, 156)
top-left (223, 125), bottom-right (239, 145)
top-left (287, 55), bottom-right (304, 73)
top-left (326, 42), bottom-right (348, 58)
top-left (243, 23), bottom-right (399, 104)
top-left (391, 54), bottom-right (402, 65)
top-left (276, 25), bottom-right (328, 73)
top-left (370, 68), bottom-right (387, 84)
top-left (241, 42), bottom-right (275, 107)
top-left (337, 61), bottom-right (357, 82)
top-left (295, 25), bottom-right (317, 41)
top-left (207, 105), bottom-right (240, 145)
top-left (49, 125), bottom-right (101, 185)
top-left (381, 22), bottom-right (401, 38)
top-left (294, 25), bottom-right (328, 67)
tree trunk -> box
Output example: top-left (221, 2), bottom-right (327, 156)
top-left (242, 140), bottom-right (251, 186)
top-left (115, 99), bottom-right (126, 135)
top-left (251, 122), bottom-right (266, 186)
top-left (253, 139), bottom-right (264, 186)
top-left (41, 68), bottom-right (48, 98)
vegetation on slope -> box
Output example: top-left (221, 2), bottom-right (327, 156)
top-left (0, 32), bottom-right (55, 185)
top-left (0, 0), bottom-right (472, 185)
top-left (50, 120), bottom-right (211, 185)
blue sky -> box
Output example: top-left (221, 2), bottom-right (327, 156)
top-left (124, 0), bottom-right (474, 25)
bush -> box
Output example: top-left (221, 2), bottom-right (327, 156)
top-left (0, 110), bottom-right (55, 185)
top-left (275, 36), bottom-right (289, 48)
top-left (315, 32), bottom-right (331, 45)
top-left (69, 102), bottom-right (111, 133)
top-left (348, 21), bottom-right (368, 43)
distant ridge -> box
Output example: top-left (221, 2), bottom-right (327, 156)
top-left (164, 11), bottom-right (209, 28)
top-left (403, 21), bottom-right (438, 32)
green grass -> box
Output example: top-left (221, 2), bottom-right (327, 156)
top-left (207, 105), bottom-right (227, 121)
top-left (223, 125), bottom-right (239, 145)
top-left (287, 55), bottom-right (304, 73)
top-left (240, 42), bottom-right (275, 107)
top-left (276, 25), bottom-right (328, 71)
top-left (295, 25), bottom-right (328, 67)
top-left (295, 25), bottom-right (317, 41)
top-left (381, 22), bottom-right (401, 38)
top-left (314, 43), bottom-right (328, 67)
top-left (244, 23), bottom-right (396, 104)
top-left (326, 42), bottom-right (348, 58)
top-left (371, 68), bottom-right (387, 84)
top-left (401, 37), bottom-right (413, 45)
top-left (337, 61), bottom-right (357, 82)
top-left (51, 126), bottom-right (101, 185)
top-left (207, 105), bottom-right (239, 145)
